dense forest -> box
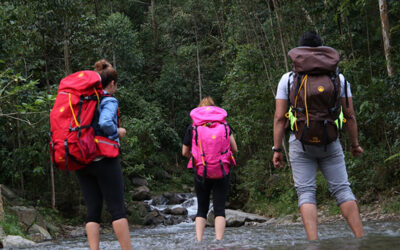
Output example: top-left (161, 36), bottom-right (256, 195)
top-left (0, 0), bottom-right (399, 219)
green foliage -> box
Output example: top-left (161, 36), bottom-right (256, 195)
top-left (0, 0), bottom-right (399, 219)
top-left (0, 214), bottom-right (26, 237)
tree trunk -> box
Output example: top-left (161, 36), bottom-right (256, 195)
top-left (378, 0), bottom-right (394, 77)
top-left (63, 18), bottom-right (71, 76)
top-left (272, 0), bottom-right (289, 72)
top-left (151, 0), bottom-right (158, 47)
top-left (194, 25), bottom-right (202, 101)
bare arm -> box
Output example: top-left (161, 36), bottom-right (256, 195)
top-left (342, 97), bottom-right (363, 156)
top-left (272, 99), bottom-right (288, 169)
top-left (182, 145), bottom-right (191, 158)
top-left (230, 134), bottom-right (238, 154)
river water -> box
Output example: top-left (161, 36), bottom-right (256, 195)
top-left (30, 220), bottom-right (400, 249)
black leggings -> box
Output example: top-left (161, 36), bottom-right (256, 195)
top-left (76, 157), bottom-right (126, 223)
top-left (194, 175), bottom-right (229, 219)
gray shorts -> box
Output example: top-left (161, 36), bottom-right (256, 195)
top-left (289, 139), bottom-right (356, 207)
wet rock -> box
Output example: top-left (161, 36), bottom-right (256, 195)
top-left (131, 186), bottom-right (151, 201)
top-left (164, 215), bottom-right (187, 225)
top-left (69, 227), bottom-right (86, 237)
top-left (126, 201), bottom-right (150, 225)
top-left (28, 224), bottom-right (52, 242)
top-left (170, 207), bottom-right (188, 216)
top-left (1, 235), bottom-right (36, 248)
top-left (45, 221), bottom-right (60, 235)
top-left (207, 209), bottom-right (267, 227)
top-left (163, 192), bottom-right (185, 205)
top-left (132, 178), bottom-right (148, 187)
top-left (144, 209), bottom-right (164, 226)
top-left (151, 195), bottom-right (168, 206)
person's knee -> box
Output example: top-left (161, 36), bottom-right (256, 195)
top-left (333, 187), bottom-right (356, 205)
top-left (214, 208), bottom-right (225, 218)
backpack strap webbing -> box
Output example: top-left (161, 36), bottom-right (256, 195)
top-left (64, 139), bottom-right (69, 174)
top-left (342, 74), bottom-right (349, 108)
top-left (219, 160), bottom-right (227, 179)
top-left (287, 72), bottom-right (293, 107)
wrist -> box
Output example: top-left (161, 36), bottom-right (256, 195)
top-left (272, 146), bottom-right (282, 153)
top-left (350, 143), bottom-right (359, 148)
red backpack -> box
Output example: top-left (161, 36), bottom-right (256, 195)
top-left (49, 71), bottom-right (119, 172)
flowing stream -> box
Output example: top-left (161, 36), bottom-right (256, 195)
top-left (26, 196), bottom-right (400, 249)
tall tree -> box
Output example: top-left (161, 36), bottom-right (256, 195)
top-left (378, 0), bottom-right (394, 77)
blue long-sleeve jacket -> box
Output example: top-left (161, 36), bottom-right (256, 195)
top-left (97, 92), bottom-right (119, 142)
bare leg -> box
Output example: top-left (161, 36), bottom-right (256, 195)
top-left (300, 203), bottom-right (318, 240)
top-left (339, 200), bottom-right (364, 238)
top-left (112, 218), bottom-right (132, 250)
top-left (195, 217), bottom-right (206, 242)
top-left (214, 216), bottom-right (226, 240)
top-left (86, 222), bottom-right (100, 250)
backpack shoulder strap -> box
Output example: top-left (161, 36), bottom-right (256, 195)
top-left (339, 73), bottom-right (349, 108)
top-left (287, 71), bottom-right (293, 107)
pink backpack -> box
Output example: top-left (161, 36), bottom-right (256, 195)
top-left (187, 106), bottom-right (236, 179)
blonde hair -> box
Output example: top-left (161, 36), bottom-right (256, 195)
top-left (198, 96), bottom-right (215, 107)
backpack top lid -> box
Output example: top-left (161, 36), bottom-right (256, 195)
top-left (58, 70), bottom-right (102, 96)
top-left (190, 106), bottom-right (227, 126)
top-left (288, 46), bottom-right (339, 74)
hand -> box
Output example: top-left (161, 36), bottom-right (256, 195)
top-left (272, 152), bottom-right (284, 169)
top-left (350, 145), bottom-right (363, 157)
top-left (118, 128), bottom-right (126, 139)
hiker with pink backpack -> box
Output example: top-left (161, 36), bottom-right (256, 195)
top-left (182, 96), bottom-right (238, 241)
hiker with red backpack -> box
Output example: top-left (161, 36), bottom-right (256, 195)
top-left (182, 96), bottom-right (238, 241)
top-left (272, 32), bottom-right (364, 240)
top-left (50, 59), bottom-right (131, 249)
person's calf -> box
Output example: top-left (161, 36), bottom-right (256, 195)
top-left (339, 200), bottom-right (364, 238)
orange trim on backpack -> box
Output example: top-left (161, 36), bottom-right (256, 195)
top-left (69, 93), bottom-right (80, 127)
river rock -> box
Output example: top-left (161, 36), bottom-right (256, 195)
top-left (163, 192), bottom-right (185, 205)
top-left (207, 209), bottom-right (267, 227)
top-left (8, 206), bottom-right (46, 230)
top-left (151, 195), bottom-right (168, 206)
top-left (131, 186), bottom-right (151, 201)
top-left (164, 215), bottom-right (187, 225)
top-left (144, 209), bottom-right (164, 226)
top-left (170, 207), bottom-right (188, 216)
top-left (69, 227), bottom-right (86, 237)
top-left (1, 235), bottom-right (36, 248)
top-left (132, 178), bottom-right (148, 187)
top-left (28, 224), bottom-right (52, 242)
top-left (126, 201), bottom-right (150, 225)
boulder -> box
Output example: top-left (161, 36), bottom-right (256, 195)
top-left (8, 206), bottom-right (46, 230)
top-left (169, 207), bottom-right (188, 216)
top-left (131, 178), bottom-right (148, 187)
top-left (164, 215), bottom-right (187, 225)
top-left (1, 235), bottom-right (36, 248)
top-left (69, 227), bottom-right (86, 237)
top-left (144, 209), bottom-right (164, 226)
top-left (151, 195), bottom-right (168, 206)
top-left (126, 201), bottom-right (150, 225)
top-left (28, 224), bottom-right (52, 242)
top-left (207, 209), bottom-right (267, 227)
top-left (131, 186), bottom-right (151, 201)
top-left (163, 192), bottom-right (185, 205)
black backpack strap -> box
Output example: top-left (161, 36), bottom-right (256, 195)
top-left (341, 74), bottom-right (349, 108)
top-left (193, 126), bottom-right (198, 146)
top-left (287, 71), bottom-right (293, 107)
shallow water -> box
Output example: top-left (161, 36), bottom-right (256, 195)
top-left (30, 220), bottom-right (400, 250)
